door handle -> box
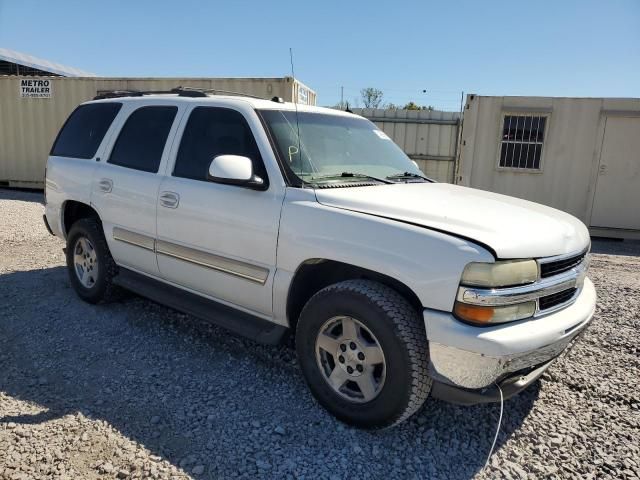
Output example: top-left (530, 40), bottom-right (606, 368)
top-left (159, 191), bottom-right (180, 209)
top-left (98, 178), bottom-right (113, 193)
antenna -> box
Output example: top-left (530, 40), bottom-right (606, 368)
top-left (289, 48), bottom-right (303, 188)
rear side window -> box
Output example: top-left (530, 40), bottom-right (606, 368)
top-left (108, 106), bottom-right (177, 173)
top-left (51, 103), bottom-right (122, 159)
top-left (173, 107), bottom-right (266, 182)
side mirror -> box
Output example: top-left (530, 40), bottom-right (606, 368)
top-left (207, 155), bottom-right (265, 189)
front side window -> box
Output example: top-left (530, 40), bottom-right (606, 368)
top-left (174, 107), bottom-right (266, 182)
top-left (108, 106), bottom-right (177, 173)
top-left (51, 103), bottom-right (122, 159)
top-left (259, 110), bottom-right (425, 186)
top-left (499, 114), bottom-right (547, 170)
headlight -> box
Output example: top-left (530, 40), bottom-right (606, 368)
top-left (454, 300), bottom-right (536, 326)
top-left (456, 259), bottom-right (539, 326)
top-left (461, 260), bottom-right (538, 288)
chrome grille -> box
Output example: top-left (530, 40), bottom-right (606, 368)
top-left (540, 252), bottom-right (586, 278)
top-left (539, 288), bottom-right (577, 310)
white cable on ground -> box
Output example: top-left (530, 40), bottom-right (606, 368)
top-left (484, 383), bottom-right (504, 469)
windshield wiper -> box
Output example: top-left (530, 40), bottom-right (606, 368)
top-left (311, 172), bottom-right (393, 184)
top-left (386, 171), bottom-right (432, 182)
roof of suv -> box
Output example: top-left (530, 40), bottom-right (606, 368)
top-left (88, 93), bottom-right (357, 118)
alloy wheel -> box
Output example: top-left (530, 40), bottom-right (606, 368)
top-left (315, 316), bottom-right (386, 403)
top-left (73, 236), bottom-right (98, 288)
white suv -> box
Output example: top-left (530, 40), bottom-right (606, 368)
top-left (44, 88), bottom-right (596, 428)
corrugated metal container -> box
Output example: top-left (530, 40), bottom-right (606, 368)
top-left (0, 76), bottom-right (316, 187)
top-left (458, 95), bottom-right (640, 238)
top-left (353, 108), bottom-right (461, 182)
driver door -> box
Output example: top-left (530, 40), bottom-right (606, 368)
top-left (155, 105), bottom-right (282, 317)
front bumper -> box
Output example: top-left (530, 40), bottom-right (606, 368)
top-left (431, 358), bottom-right (555, 405)
top-left (424, 277), bottom-right (596, 393)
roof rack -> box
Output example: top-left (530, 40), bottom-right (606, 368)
top-left (93, 87), bottom-right (207, 100)
top-left (178, 86), bottom-right (267, 100)
top-left (93, 86), bottom-right (284, 102)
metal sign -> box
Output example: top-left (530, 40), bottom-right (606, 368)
top-left (20, 78), bottom-right (53, 98)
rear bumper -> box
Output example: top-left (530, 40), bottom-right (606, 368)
top-left (424, 278), bottom-right (596, 393)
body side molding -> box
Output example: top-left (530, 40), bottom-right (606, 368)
top-left (112, 227), bottom-right (269, 284)
top-left (112, 227), bottom-right (155, 251)
top-left (155, 240), bottom-right (269, 285)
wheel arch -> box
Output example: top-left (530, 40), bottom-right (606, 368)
top-left (286, 258), bottom-right (423, 332)
top-left (62, 200), bottom-right (101, 238)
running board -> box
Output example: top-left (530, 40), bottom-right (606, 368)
top-left (113, 268), bottom-right (287, 345)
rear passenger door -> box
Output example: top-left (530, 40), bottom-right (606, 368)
top-left (92, 102), bottom-right (181, 277)
top-left (156, 105), bottom-right (284, 317)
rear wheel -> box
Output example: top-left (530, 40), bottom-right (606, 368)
top-left (66, 217), bottom-right (118, 304)
top-left (296, 279), bottom-right (431, 428)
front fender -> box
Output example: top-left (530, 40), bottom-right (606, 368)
top-left (275, 188), bottom-right (494, 314)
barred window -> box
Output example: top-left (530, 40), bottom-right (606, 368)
top-left (499, 114), bottom-right (547, 169)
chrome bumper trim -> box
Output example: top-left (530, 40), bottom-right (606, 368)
top-left (428, 314), bottom-right (592, 389)
top-left (431, 359), bottom-right (555, 405)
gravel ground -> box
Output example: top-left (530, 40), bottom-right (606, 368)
top-left (0, 187), bottom-right (638, 480)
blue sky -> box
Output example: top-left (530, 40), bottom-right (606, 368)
top-left (1, 0), bottom-right (638, 110)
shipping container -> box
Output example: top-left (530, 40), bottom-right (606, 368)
top-left (458, 95), bottom-right (640, 239)
top-left (0, 76), bottom-right (316, 188)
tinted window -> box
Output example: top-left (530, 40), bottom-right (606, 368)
top-left (174, 107), bottom-right (265, 182)
top-left (51, 103), bottom-right (122, 159)
top-left (108, 106), bottom-right (177, 173)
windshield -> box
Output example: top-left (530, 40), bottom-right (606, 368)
top-left (259, 110), bottom-right (426, 185)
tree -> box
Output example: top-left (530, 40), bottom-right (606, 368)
top-left (360, 87), bottom-right (384, 108)
top-left (403, 101), bottom-right (421, 110)
top-left (402, 101), bottom-right (436, 111)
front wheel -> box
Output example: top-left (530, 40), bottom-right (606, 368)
top-left (295, 280), bottom-right (431, 428)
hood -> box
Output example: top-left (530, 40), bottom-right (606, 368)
top-left (314, 183), bottom-right (590, 259)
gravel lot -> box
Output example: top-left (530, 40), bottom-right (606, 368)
top-left (1, 188), bottom-right (639, 480)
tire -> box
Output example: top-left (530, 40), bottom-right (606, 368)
top-left (295, 279), bottom-right (431, 428)
top-left (66, 217), bottom-right (119, 304)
